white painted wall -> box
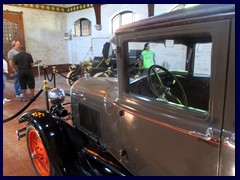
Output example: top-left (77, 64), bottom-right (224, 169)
top-left (3, 5), bottom-right (68, 65)
top-left (4, 4), bottom-right (177, 65)
top-left (66, 7), bottom-right (96, 64)
top-left (154, 4), bottom-right (178, 15)
top-left (66, 4), bottom-right (177, 64)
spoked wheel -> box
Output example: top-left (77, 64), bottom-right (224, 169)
top-left (93, 72), bottom-right (109, 77)
top-left (26, 125), bottom-right (54, 176)
top-left (66, 71), bottom-right (81, 86)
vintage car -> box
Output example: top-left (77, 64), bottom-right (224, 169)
top-left (17, 4), bottom-right (235, 176)
top-left (66, 42), bottom-right (118, 86)
top-left (65, 43), bottom-right (141, 86)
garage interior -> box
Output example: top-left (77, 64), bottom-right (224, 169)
top-left (4, 4), bottom-right (180, 176)
top-left (3, 4), bottom-right (235, 176)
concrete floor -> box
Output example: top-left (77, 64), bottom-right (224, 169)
top-left (3, 73), bottom-right (72, 176)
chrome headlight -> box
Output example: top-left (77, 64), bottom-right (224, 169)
top-left (48, 88), bottom-right (66, 105)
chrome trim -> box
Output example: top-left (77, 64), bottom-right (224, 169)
top-left (189, 127), bottom-right (214, 141)
top-left (224, 133), bottom-right (235, 149)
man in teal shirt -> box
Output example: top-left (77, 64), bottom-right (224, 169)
top-left (139, 43), bottom-right (156, 75)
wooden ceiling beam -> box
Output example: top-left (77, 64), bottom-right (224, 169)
top-left (148, 4), bottom-right (154, 17)
top-left (93, 4), bottom-right (102, 31)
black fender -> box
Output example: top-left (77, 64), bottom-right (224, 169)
top-left (19, 109), bottom-right (88, 175)
top-left (19, 109), bottom-right (132, 176)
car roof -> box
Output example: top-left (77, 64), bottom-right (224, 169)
top-left (115, 4), bottom-right (235, 35)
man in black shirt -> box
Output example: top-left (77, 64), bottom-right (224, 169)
top-left (14, 46), bottom-right (35, 102)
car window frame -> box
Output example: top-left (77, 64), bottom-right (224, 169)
top-left (116, 19), bottom-right (231, 125)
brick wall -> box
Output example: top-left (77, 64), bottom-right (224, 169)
top-left (3, 5), bottom-right (68, 65)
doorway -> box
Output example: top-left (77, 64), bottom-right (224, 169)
top-left (3, 10), bottom-right (25, 58)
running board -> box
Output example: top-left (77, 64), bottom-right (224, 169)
top-left (16, 127), bottom-right (26, 141)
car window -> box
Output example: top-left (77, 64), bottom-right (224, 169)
top-left (127, 34), bottom-right (212, 113)
top-left (194, 43), bottom-right (212, 76)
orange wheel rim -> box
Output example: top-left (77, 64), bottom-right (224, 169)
top-left (28, 129), bottom-right (50, 176)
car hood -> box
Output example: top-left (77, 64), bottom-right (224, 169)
top-left (70, 77), bottom-right (119, 100)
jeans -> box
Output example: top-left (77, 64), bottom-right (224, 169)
top-left (3, 73), bottom-right (7, 91)
top-left (13, 74), bottom-right (22, 95)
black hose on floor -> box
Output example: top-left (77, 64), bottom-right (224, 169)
top-left (3, 88), bottom-right (44, 123)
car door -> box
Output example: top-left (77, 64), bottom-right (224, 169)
top-left (115, 20), bottom-right (231, 175)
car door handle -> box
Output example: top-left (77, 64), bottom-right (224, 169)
top-left (189, 127), bottom-right (213, 141)
top-left (223, 133), bottom-right (235, 149)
